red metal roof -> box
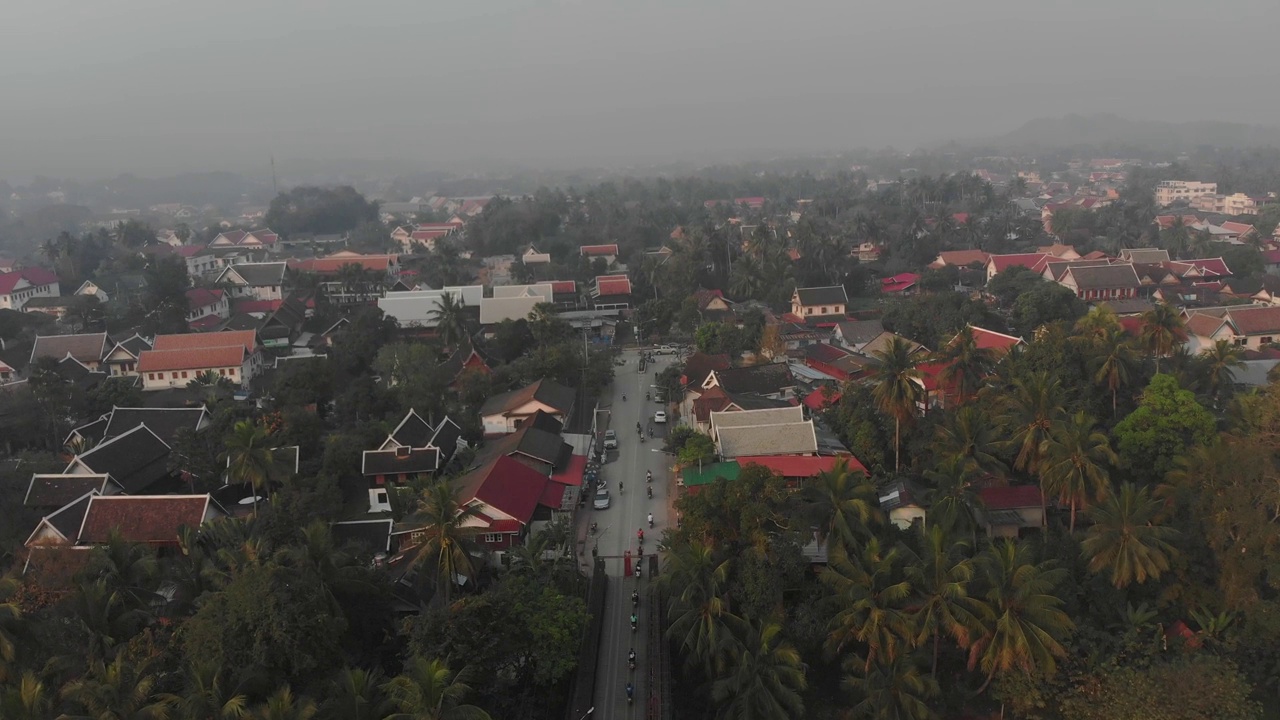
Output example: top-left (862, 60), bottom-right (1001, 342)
top-left (969, 326), bottom-right (1024, 352)
top-left (186, 315), bottom-right (224, 332)
top-left (550, 280), bottom-right (577, 294)
top-left (738, 455), bottom-right (866, 478)
top-left (21, 267), bottom-right (59, 285)
top-left (597, 278), bottom-right (632, 295)
top-left (581, 244), bottom-right (619, 255)
top-left (802, 386), bottom-right (841, 411)
top-left (457, 455), bottom-right (547, 526)
top-left (980, 485), bottom-right (1042, 510)
top-left (138, 345), bottom-right (244, 373)
top-left (185, 288), bottom-right (224, 308)
top-left (292, 254), bottom-right (397, 274)
top-left (154, 330), bottom-right (257, 353)
top-left (988, 253), bottom-right (1051, 274)
top-left (881, 273), bottom-right (919, 294)
top-left (550, 453), bottom-right (586, 487)
top-left (0, 271), bottom-right (27, 294)
top-left (232, 299), bottom-right (282, 314)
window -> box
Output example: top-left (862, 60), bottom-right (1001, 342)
top-left (181, 371), bottom-right (188, 379)
top-left (148, 373), bottom-right (156, 380)
top-left (820, 306), bottom-right (828, 314)
top-left (1263, 337), bottom-right (1274, 345)
top-left (171, 372), bottom-right (179, 379)
top-left (484, 533), bottom-right (502, 544)
top-left (229, 368), bottom-right (236, 376)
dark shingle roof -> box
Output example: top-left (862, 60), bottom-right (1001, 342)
top-left (71, 425), bottom-right (173, 493)
top-left (389, 410), bottom-right (433, 448)
top-left (362, 446), bottom-right (440, 476)
top-left (710, 363), bottom-right (795, 396)
top-left (332, 519), bottom-right (393, 554)
top-left (24, 474), bottom-right (114, 508)
top-left (429, 416), bottom-right (463, 466)
top-left (78, 495), bottom-right (213, 544)
top-left (67, 416), bottom-right (110, 446)
top-left (795, 286), bottom-right (848, 307)
top-left (46, 492), bottom-right (96, 541)
top-left (480, 379), bottom-right (576, 416)
top-left (103, 407), bottom-right (206, 447)
top-left (30, 332), bottom-right (111, 365)
top-left (1067, 264), bottom-right (1141, 290)
top-left (223, 262), bottom-right (287, 286)
top-left (834, 320), bottom-right (885, 346)
top-left (524, 409), bottom-right (563, 434)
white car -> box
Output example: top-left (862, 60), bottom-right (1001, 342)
top-left (603, 430), bottom-right (618, 450)
top-left (655, 344), bottom-right (677, 355)
top-left (653, 411), bottom-right (667, 424)
top-left (593, 488), bottom-right (611, 510)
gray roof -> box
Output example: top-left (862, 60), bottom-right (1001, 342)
top-left (389, 410), bottom-right (433, 448)
top-left (103, 407), bottom-right (207, 447)
top-left (716, 421), bottom-right (818, 458)
top-left (362, 446), bottom-right (440, 476)
top-left (30, 332), bottom-right (111, 365)
top-left (480, 379), bottom-right (576, 416)
top-left (331, 519), bottom-right (393, 553)
top-left (25, 474), bottom-right (114, 508)
top-left (709, 363), bottom-right (795, 396)
top-left (44, 492), bottom-right (97, 541)
top-left (221, 262), bottom-right (287, 287)
top-left (71, 425), bottom-right (173, 493)
top-left (861, 332), bottom-right (926, 358)
top-left (834, 320), bottom-right (885, 347)
top-left (1097, 298), bottom-right (1154, 316)
top-left (1066, 264), bottom-right (1141, 290)
top-left (795, 286), bottom-right (848, 307)
top-left (1121, 248), bottom-right (1171, 264)
top-left (710, 406), bottom-right (805, 434)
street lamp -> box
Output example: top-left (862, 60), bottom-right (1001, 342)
top-left (576, 707), bottom-right (594, 720)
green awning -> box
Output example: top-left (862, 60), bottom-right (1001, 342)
top-left (681, 461), bottom-right (741, 487)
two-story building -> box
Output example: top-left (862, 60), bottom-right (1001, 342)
top-left (0, 267), bottom-right (61, 311)
top-left (213, 262), bottom-right (287, 301)
top-left (790, 286), bottom-right (848, 320)
top-left (480, 379), bottom-right (576, 436)
top-left (185, 288), bottom-right (230, 329)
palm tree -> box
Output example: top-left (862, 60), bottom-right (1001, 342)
top-left (711, 621), bottom-right (807, 720)
top-left (254, 687), bottom-right (317, 720)
top-left (871, 336), bottom-right (923, 472)
top-left (934, 326), bottom-right (996, 404)
top-left (1081, 483), bottom-right (1178, 589)
top-left (1038, 411), bottom-right (1117, 532)
top-left (1000, 372), bottom-right (1066, 517)
top-left (60, 656), bottom-right (177, 720)
top-left (970, 542), bottom-right (1073, 694)
top-left (933, 406), bottom-right (1006, 478)
top-left (1140, 303), bottom-right (1187, 372)
top-left (924, 458), bottom-right (984, 542)
top-left (1073, 305), bottom-right (1121, 345)
top-left (221, 420), bottom-right (277, 516)
top-left (0, 576), bottom-right (21, 683)
top-left (274, 521), bottom-right (371, 604)
top-left (1200, 339), bottom-right (1245, 408)
top-left (729, 255), bottom-right (765, 300)
top-left (382, 656), bottom-right (491, 720)
top-left (845, 655), bottom-right (939, 720)
top-left (176, 660), bottom-right (249, 720)
top-left (1, 671), bottom-right (54, 720)
top-left (661, 541), bottom-right (740, 675)
top-left (822, 539), bottom-right (913, 672)
top-left (1090, 327), bottom-right (1139, 417)
top-left (430, 292), bottom-right (469, 350)
top-left (793, 459), bottom-right (881, 550)
top-left (320, 667), bottom-right (389, 720)
top-left (905, 527), bottom-right (984, 674)
top-left (410, 480), bottom-right (477, 605)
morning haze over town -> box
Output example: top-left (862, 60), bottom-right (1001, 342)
top-left (2, 1), bottom-right (1280, 719)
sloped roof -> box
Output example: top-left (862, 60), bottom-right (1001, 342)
top-left (717, 421), bottom-right (817, 458)
top-left (988, 253), bottom-right (1051, 274)
top-left (430, 416), bottom-right (463, 466)
top-left (681, 461), bottom-right (741, 488)
top-left (738, 454), bottom-right (866, 478)
top-left (480, 379), bottom-right (576, 416)
top-left (1120, 248), bottom-right (1172, 264)
top-left (682, 352), bottom-right (731, 387)
top-left (39, 492), bottom-right (97, 544)
top-left (388, 409), bottom-right (433, 448)
top-left (967, 326), bottom-right (1025, 353)
top-left (861, 332), bottom-right (926, 358)
top-left (708, 363), bottom-right (795, 395)
top-left (710, 405), bottom-right (805, 433)
top-left (185, 288), bottom-right (224, 309)
top-left (580, 244), bottom-right (619, 255)
top-left (24, 474), bottom-right (114, 508)
top-left (362, 446), bottom-right (440, 476)
top-left (795, 286), bottom-right (848, 306)
top-left (103, 406), bottom-right (207, 447)
top-left (331, 519), bottom-right (393, 554)
top-left (220, 262), bottom-right (287, 286)
top-left (930, 250), bottom-right (990, 268)
top-left (78, 495), bottom-right (214, 544)
top-left (833, 319), bottom-right (885, 347)
top-left (593, 276), bottom-right (632, 297)
top-left (292, 253), bottom-right (397, 274)
top-left (108, 334), bottom-right (152, 360)
top-left (70, 425), bottom-right (172, 493)
top-left (455, 455), bottom-right (547, 526)
top-left (138, 345), bottom-right (244, 373)
top-left (802, 386), bottom-right (841, 410)
top-left (881, 273), bottom-right (920, 293)
top-left (1225, 306), bottom-right (1280, 335)
top-left (153, 330), bottom-right (257, 353)
top-left (67, 416), bottom-right (110, 446)
top-left (980, 485), bottom-right (1042, 510)
top-left (30, 333), bottom-right (110, 365)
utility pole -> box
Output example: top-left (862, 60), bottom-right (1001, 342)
top-left (270, 155), bottom-right (278, 195)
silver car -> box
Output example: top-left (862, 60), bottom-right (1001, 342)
top-left (593, 488), bottom-right (611, 510)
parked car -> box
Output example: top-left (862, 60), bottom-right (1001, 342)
top-left (653, 410), bottom-right (667, 424)
top-left (603, 429), bottom-right (618, 449)
top-left (593, 488), bottom-right (611, 510)
top-left (654, 344), bottom-right (677, 355)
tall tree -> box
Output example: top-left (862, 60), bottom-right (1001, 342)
top-left (1081, 483), bottom-right (1178, 589)
top-left (222, 420), bottom-right (277, 516)
top-left (661, 541), bottom-right (740, 676)
top-left (905, 527), bottom-right (984, 674)
top-left (711, 621), bottom-right (807, 720)
top-left (410, 481), bottom-right (478, 605)
top-left (822, 539), bottom-right (913, 672)
top-left (254, 686), bottom-right (318, 720)
top-left (1039, 411), bottom-right (1117, 532)
top-left (933, 406), bottom-right (1006, 478)
top-left (1140, 303), bottom-right (1187, 373)
top-left (60, 656), bottom-right (176, 720)
top-left (1089, 327), bottom-right (1139, 417)
top-left (871, 336), bottom-right (923, 471)
top-left (1199, 338), bottom-right (1245, 408)
top-left (382, 657), bottom-right (491, 720)
top-left (934, 326), bottom-right (997, 404)
top-left (794, 458), bottom-right (882, 550)
top-left (430, 292), bottom-right (470, 350)
top-left (970, 542), bottom-right (1073, 694)
top-left (846, 655), bottom-right (939, 720)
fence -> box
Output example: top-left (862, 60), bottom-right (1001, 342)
top-left (564, 558), bottom-right (607, 720)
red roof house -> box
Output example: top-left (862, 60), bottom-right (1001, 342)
top-left (455, 456), bottom-right (549, 550)
top-left (985, 253), bottom-right (1052, 281)
top-left (881, 273), bottom-right (920, 295)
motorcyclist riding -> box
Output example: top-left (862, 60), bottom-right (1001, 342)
top-left (647, 486), bottom-right (653, 499)
top-left (630, 613), bottom-right (638, 631)
top-left (632, 590), bottom-right (639, 606)
top-left (637, 528), bottom-right (644, 541)
top-left (646, 470), bottom-right (652, 482)
top-left (626, 682), bottom-right (634, 703)
top-left (648, 513), bottom-right (654, 528)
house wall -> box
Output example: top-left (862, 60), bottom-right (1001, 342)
top-left (142, 361), bottom-right (248, 391)
top-left (1, 280), bottom-right (59, 311)
top-left (889, 506), bottom-right (927, 530)
top-left (229, 284), bottom-right (283, 301)
top-left (185, 255), bottom-right (219, 277)
top-left (481, 401), bottom-right (564, 435)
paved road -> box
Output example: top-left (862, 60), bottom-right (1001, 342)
top-left (588, 348), bottom-right (673, 718)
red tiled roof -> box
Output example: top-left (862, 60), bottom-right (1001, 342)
top-left (681, 352), bottom-right (732, 387)
top-left (187, 315), bottom-right (224, 332)
top-left (174, 245), bottom-right (213, 257)
top-left (415, 222), bottom-right (463, 231)
top-left (21, 267), bottom-right (59, 285)
top-left (881, 273), bottom-right (919, 294)
top-left (292, 254), bottom-right (397, 274)
top-left (931, 250), bottom-right (990, 268)
top-left (980, 485), bottom-right (1042, 510)
top-left (153, 330), bottom-right (257, 353)
top-left (1262, 250), bottom-right (1280, 264)
top-left (968, 326), bottom-right (1024, 352)
top-left (597, 278), bottom-right (631, 296)
top-left (951, 212), bottom-right (970, 224)
top-left (539, 480), bottom-right (570, 509)
top-left (78, 495), bottom-right (211, 544)
top-left (410, 229), bottom-right (450, 242)
top-left (457, 455), bottom-right (546, 526)
top-left (185, 288), bottom-right (224, 308)
top-left (137, 345), bottom-right (245, 373)
top-left (581, 244), bottom-right (619, 255)
top-left (1118, 316), bottom-right (1143, 337)
top-left (1226, 306), bottom-right (1280, 335)
top-left (1220, 221), bottom-right (1255, 235)
top-left (550, 453), bottom-right (586, 488)
top-left (1176, 257), bottom-right (1231, 277)
top-left (232, 299), bottom-right (282, 314)
top-left (803, 386), bottom-right (841, 411)
top-left (988, 253), bottom-right (1051, 274)
top-left (0, 271), bottom-right (27, 294)
top-left (739, 455), bottom-right (866, 478)
top-left (550, 280), bottom-right (577, 294)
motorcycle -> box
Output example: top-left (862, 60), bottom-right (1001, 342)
top-left (648, 513), bottom-right (654, 529)
top-left (622, 394), bottom-right (626, 401)
top-left (637, 529), bottom-right (644, 542)
top-left (645, 392), bottom-right (650, 401)
top-left (628, 650), bottom-right (636, 671)
top-left (632, 590), bottom-right (639, 607)
top-left (589, 522), bottom-right (597, 535)
top-left (630, 614), bottom-right (637, 632)
top-left (626, 683), bottom-right (634, 705)
top-left (647, 486), bottom-right (653, 499)
top-left (635, 563), bottom-right (642, 579)
top-left (640, 434), bottom-right (645, 443)
top-left (646, 470), bottom-right (652, 483)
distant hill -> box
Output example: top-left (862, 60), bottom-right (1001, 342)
top-left (979, 113), bottom-right (1280, 153)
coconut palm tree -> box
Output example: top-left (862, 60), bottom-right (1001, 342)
top-left (845, 655), bottom-right (939, 720)
top-left (254, 687), bottom-right (317, 720)
top-left (729, 255), bottom-right (765, 300)
top-left (221, 420), bottom-right (277, 516)
top-left (661, 541), bottom-right (741, 675)
top-left (969, 541), bottom-right (1073, 694)
top-left (0, 577), bottom-right (21, 683)
top-left (905, 527), bottom-right (984, 674)
top-left (822, 539), bottom-right (914, 672)
top-left (934, 326), bottom-right (996, 404)
top-left (0, 671), bottom-right (55, 720)
top-left (923, 458), bottom-right (984, 543)
top-left (410, 480), bottom-right (477, 605)
top-left (711, 620), bottom-right (807, 720)
top-left (176, 660), bottom-right (249, 720)
top-left (999, 372), bottom-right (1066, 517)
top-left (1039, 411), bottom-right (1117, 532)
top-left (1089, 327), bottom-right (1139, 417)
top-left (430, 292), bottom-right (469, 350)
top-left (1081, 483), bottom-right (1178, 589)
top-left (382, 656), bottom-right (491, 720)
top-left (1200, 339), bottom-right (1245, 408)
top-left (933, 406), bottom-right (1006, 478)
top-left (319, 667), bottom-right (390, 720)
top-left (793, 459), bottom-right (882, 550)
top-left (871, 336), bottom-right (923, 472)
top-left (1140, 303), bottom-right (1187, 372)
top-left (1073, 305), bottom-right (1121, 345)
top-left (60, 656), bottom-right (177, 720)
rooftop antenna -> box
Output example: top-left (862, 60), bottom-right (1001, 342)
top-left (270, 155), bottom-right (278, 195)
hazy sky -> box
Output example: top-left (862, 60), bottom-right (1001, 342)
top-left (3, 0), bottom-right (1278, 180)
